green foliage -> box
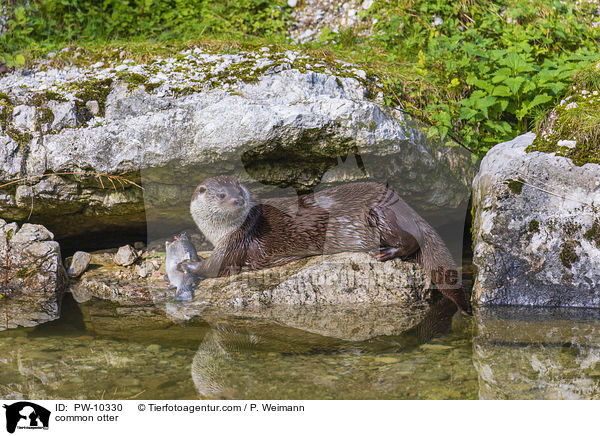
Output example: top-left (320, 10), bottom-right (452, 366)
top-left (2, 0), bottom-right (600, 157)
top-left (529, 63), bottom-right (600, 166)
top-left (365, 0), bottom-right (600, 155)
top-left (0, 0), bottom-right (290, 64)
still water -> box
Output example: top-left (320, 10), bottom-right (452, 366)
top-left (1, 295), bottom-right (600, 400)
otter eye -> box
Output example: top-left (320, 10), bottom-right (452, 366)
top-left (197, 187), bottom-right (206, 194)
top-left (218, 193), bottom-right (226, 199)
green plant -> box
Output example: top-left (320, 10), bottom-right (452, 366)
top-left (0, 0), bottom-right (290, 64)
top-left (2, 0), bottom-right (600, 158)
top-left (366, 0), bottom-right (600, 155)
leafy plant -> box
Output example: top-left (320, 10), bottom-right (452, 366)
top-left (366, 0), bottom-right (600, 155)
top-left (2, 0), bottom-right (600, 157)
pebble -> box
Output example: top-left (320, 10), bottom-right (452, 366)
top-left (146, 344), bottom-right (161, 354)
top-left (113, 245), bottom-right (139, 266)
top-left (85, 100), bottom-right (100, 115)
top-left (67, 251), bottom-right (92, 277)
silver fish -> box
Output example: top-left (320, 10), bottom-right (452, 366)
top-left (165, 232), bottom-right (201, 301)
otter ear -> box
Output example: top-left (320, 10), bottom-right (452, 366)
top-left (197, 187), bottom-right (206, 194)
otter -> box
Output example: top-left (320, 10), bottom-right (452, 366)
top-left (180, 175), bottom-right (471, 314)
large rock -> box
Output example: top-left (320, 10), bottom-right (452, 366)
top-left (472, 133), bottom-right (600, 307)
top-left (70, 247), bottom-right (441, 341)
top-left (0, 220), bottom-right (68, 330)
top-left (0, 47), bottom-right (475, 241)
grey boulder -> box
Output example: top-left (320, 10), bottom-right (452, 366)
top-left (0, 220), bottom-right (67, 330)
top-left (472, 133), bottom-right (600, 307)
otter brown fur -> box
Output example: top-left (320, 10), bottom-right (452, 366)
top-left (182, 175), bottom-right (471, 314)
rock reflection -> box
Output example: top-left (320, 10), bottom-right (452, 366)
top-left (474, 307), bottom-right (600, 399)
top-left (191, 297), bottom-right (471, 399)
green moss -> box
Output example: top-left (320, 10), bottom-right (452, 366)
top-left (0, 100), bottom-right (13, 132)
top-left (6, 127), bottom-right (32, 147)
top-left (27, 91), bottom-right (67, 109)
top-left (507, 177), bottom-right (525, 195)
top-left (44, 90), bottom-right (68, 102)
top-left (171, 86), bottom-right (198, 97)
top-left (528, 219), bottom-right (539, 233)
top-left (16, 267), bottom-right (37, 279)
top-left (144, 82), bottom-right (162, 93)
top-left (584, 220), bottom-right (600, 247)
top-left (72, 78), bottom-right (114, 118)
top-left (0, 93), bottom-right (10, 102)
top-left (117, 71), bottom-right (149, 91)
top-left (560, 240), bottom-right (580, 268)
top-left (530, 79), bottom-right (600, 166)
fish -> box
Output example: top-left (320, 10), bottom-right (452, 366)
top-left (165, 232), bottom-right (201, 301)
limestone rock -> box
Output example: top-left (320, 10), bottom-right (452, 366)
top-left (67, 251), bottom-right (91, 277)
top-left (71, 247), bottom-right (438, 340)
top-left (113, 245), bottom-right (138, 266)
top-left (472, 133), bottom-right (600, 307)
top-left (0, 220), bottom-right (67, 330)
top-left (0, 48), bottom-right (475, 241)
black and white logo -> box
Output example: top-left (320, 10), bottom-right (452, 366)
top-left (3, 402), bottom-right (50, 434)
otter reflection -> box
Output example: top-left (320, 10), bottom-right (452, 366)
top-left (192, 298), bottom-right (458, 399)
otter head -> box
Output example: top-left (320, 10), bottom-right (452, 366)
top-left (190, 176), bottom-right (253, 246)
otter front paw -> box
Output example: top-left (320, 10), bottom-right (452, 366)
top-left (177, 259), bottom-right (206, 279)
top-left (177, 259), bottom-right (194, 273)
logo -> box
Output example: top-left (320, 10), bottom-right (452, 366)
top-left (3, 402), bottom-right (50, 434)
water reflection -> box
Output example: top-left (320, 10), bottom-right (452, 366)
top-left (0, 295), bottom-right (477, 400)
top-left (190, 297), bottom-right (469, 399)
top-left (473, 307), bottom-right (600, 399)
top-left (6, 295), bottom-right (600, 399)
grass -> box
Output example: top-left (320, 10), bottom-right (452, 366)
top-left (2, 0), bottom-right (600, 158)
top-left (529, 63), bottom-right (600, 165)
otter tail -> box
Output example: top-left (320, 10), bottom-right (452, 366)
top-left (415, 217), bottom-right (472, 315)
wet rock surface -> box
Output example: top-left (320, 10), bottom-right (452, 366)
top-left (69, 244), bottom-right (438, 340)
top-left (0, 220), bottom-right (68, 330)
top-left (472, 132), bottom-right (600, 307)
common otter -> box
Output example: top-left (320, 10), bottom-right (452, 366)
top-left (181, 176), bottom-right (471, 314)
top-left (165, 232), bottom-right (201, 301)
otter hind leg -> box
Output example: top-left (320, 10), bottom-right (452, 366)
top-left (370, 246), bottom-right (405, 261)
top-left (369, 241), bottom-right (418, 261)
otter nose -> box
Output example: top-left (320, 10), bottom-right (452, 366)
top-left (233, 198), bottom-right (245, 206)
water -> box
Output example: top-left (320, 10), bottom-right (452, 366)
top-left (2, 295), bottom-right (600, 400)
